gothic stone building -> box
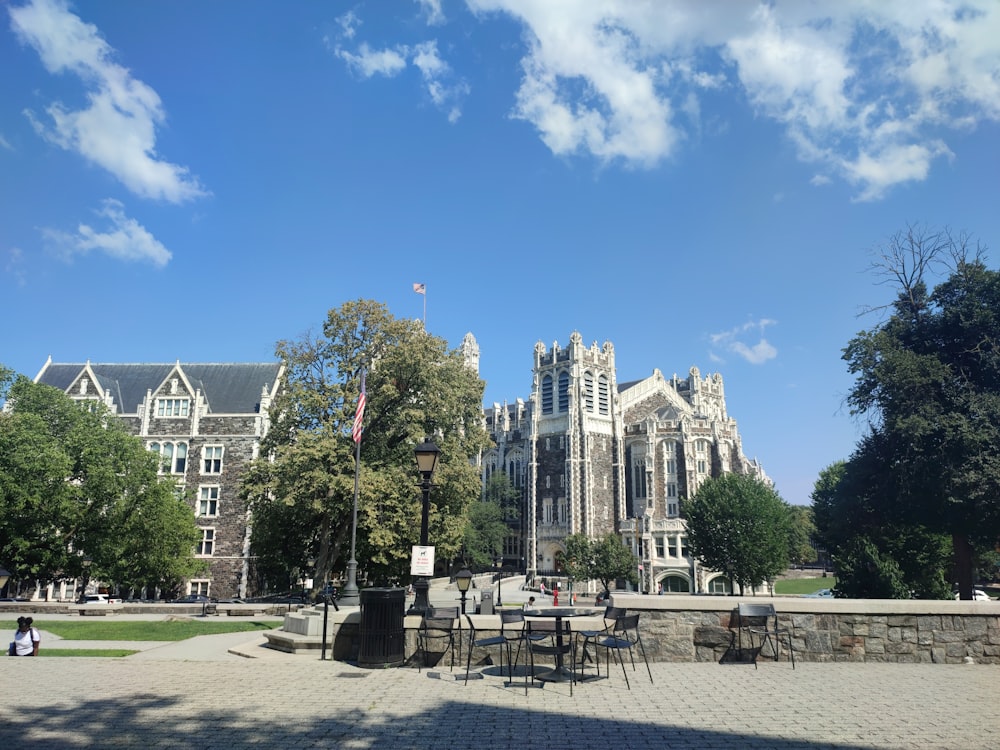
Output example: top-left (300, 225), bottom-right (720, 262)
top-left (34, 359), bottom-right (283, 599)
top-left (481, 332), bottom-right (768, 595)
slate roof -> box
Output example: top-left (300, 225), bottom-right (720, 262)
top-left (36, 362), bottom-right (282, 415)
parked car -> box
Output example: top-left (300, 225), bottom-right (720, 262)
top-left (954, 589), bottom-right (992, 601)
top-left (172, 594), bottom-right (216, 604)
top-left (804, 588), bottom-right (835, 598)
top-left (80, 593), bottom-right (123, 605)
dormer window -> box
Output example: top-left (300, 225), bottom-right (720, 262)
top-left (157, 398), bottom-right (189, 417)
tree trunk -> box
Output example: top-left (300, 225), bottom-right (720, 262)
top-left (952, 532), bottom-right (974, 600)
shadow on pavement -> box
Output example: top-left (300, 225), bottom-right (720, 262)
top-left (7, 689), bottom-right (890, 750)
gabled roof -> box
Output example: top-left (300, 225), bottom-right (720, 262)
top-left (36, 362), bottom-right (282, 415)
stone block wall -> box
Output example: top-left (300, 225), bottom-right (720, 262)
top-left (634, 600), bottom-right (1000, 665)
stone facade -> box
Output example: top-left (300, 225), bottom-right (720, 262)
top-left (482, 332), bottom-right (768, 594)
top-left (34, 359), bottom-right (283, 599)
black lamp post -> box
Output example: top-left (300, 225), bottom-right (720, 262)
top-left (455, 568), bottom-right (473, 614)
top-left (494, 554), bottom-right (504, 607)
top-left (408, 438), bottom-right (441, 616)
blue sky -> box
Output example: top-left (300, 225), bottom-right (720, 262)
top-left (3, 0), bottom-right (999, 506)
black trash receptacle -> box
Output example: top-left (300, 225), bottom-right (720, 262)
top-left (358, 587), bottom-right (406, 668)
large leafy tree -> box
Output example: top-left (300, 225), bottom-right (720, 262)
top-left (241, 300), bottom-right (490, 590)
top-left (0, 368), bottom-right (202, 596)
top-left (812, 457), bottom-right (952, 599)
top-left (843, 227), bottom-right (1000, 600)
top-left (684, 473), bottom-right (791, 595)
top-left (561, 532), bottom-right (638, 593)
top-left (786, 504), bottom-right (817, 566)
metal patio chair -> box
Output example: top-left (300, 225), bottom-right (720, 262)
top-left (737, 602), bottom-right (795, 669)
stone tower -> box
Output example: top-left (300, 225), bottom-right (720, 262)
top-left (527, 332), bottom-right (624, 576)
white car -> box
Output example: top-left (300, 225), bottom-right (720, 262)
top-left (954, 589), bottom-right (992, 601)
top-left (80, 593), bottom-right (123, 605)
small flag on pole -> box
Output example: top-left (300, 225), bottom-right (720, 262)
top-left (412, 282), bottom-right (426, 295)
top-left (352, 369), bottom-right (366, 443)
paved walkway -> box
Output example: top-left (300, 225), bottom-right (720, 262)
top-left (3, 630), bottom-right (997, 749)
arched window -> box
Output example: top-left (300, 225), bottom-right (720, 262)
top-left (507, 453), bottom-right (523, 488)
top-left (598, 374), bottom-right (610, 415)
top-left (558, 371), bottom-right (569, 412)
top-left (541, 374), bottom-right (553, 414)
top-left (583, 371), bottom-right (594, 412)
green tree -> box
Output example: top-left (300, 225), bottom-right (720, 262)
top-left (462, 500), bottom-right (507, 570)
top-left (561, 532), bottom-right (637, 593)
top-left (684, 473), bottom-right (791, 595)
top-left (812, 456), bottom-right (952, 599)
top-left (786, 505), bottom-right (816, 566)
top-left (843, 227), bottom-right (1000, 600)
top-left (0, 370), bottom-right (201, 596)
top-left (834, 537), bottom-right (911, 599)
top-left (241, 300), bottom-right (490, 590)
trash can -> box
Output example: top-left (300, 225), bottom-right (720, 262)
top-left (358, 587), bottom-right (406, 668)
top-left (479, 590), bottom-right (494, 615)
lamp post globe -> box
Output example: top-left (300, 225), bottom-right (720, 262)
top-left (455, 568), bottom-right (473, 614)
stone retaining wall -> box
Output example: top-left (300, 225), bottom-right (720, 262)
top-left (270, 596), bottom-right (1000, 665)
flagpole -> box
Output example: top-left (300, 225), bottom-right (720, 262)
top-left (339, 434), bottom-right (361, 607)
top-left (340, 368), bottom-right (365, 607)
top-left (423, 289), bottom-right (426, 329)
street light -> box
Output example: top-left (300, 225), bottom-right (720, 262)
top-left (494, 554), bottom-right (504, 607)
top-left (408, 437), bottom-right (441, 616)
top-left (455, 568), bottom-right (473, 614)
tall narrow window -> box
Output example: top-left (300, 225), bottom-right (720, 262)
top-left (598, 375), bottom-right (610, 415)
top-left (583, 371), bottom-right (594, 412)
top-left (541, 374), bottom-right (553, 414)
top-left (633, 459), bottom-right (647, 498)
top-left (558, 371), bottom-right (569, 412)
top-left (173, 443), bottom-right (187, 473)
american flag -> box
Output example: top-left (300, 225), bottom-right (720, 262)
top-left (412, 282), bottom-right (426, 294)
top-left (352, 369), bottom-right (366, 443)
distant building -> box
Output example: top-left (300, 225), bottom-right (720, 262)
top-left (34, 358), bottom-right (283, 599)
top-left (479, 332), bottom-right (768, 594)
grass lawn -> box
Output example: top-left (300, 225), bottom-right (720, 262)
top-left (773, 577), bottom-right (837, 595)
top-left (0, 620), bottom-right (275, 641)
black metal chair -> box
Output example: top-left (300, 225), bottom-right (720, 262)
top-left (417, 606), bottom-right (460, 673)
top-left (737, 602), bottom-right (794, 669)
top-left (575, 605), bottom-right (626, 679)
top-left (464, 608), bottom-right (539, 685)
top-left (593, 613), bottom-right (653, 690)
top-left (525, 618), bottom-right (576, 695)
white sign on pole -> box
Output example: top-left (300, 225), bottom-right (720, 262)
top-left (410, 545), bottom-right (435, 576)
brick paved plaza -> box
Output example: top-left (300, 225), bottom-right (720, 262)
top-left (2, 650), bottom-right (997, 749)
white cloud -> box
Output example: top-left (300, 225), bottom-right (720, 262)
top-left (5, 247), bottom-right (27, 287)
top-left (417, 0), bottom-right (445, 26)
top-left (333, 36), bottom-right (469, 122)
top-left (0, 133), bottom-right (12, 150)
top-left (41, 199), bottom-right (172, 267)
top-left (462, 0), bottom-right (1000, 198)
top-left (412, 41), bottom-right (471, 122)
top-left (336, 10), bottom-right (361, 39)
top-left (9, 0), bottom-right (207, 203)
top-left (336, 43), bottom-right (409, 78)
top-left (710, 319), bottom-right (778, 365)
